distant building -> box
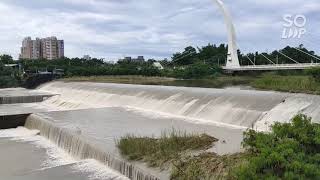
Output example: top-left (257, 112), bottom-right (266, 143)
top-left (20, 36), bottom-right (64, 60)
top-left (83, 55), bottom-right (91, 60)
top-left (57, 40), bottom-right (64, 58)
top-left (119, 56), bottom-right (145, 63)
top-left (124, 57), bottom-right (132, 61)
top-left (32, 38), bottom-right (41, 59)
top-left (135, 56), bottom-right (145, 62)
top-left (20, 37), bottom-right (32, 59)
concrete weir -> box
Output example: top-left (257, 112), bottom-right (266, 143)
top-left (1, 81), bottom-right (320, 179)
top-left (38, 81), bottom-right (320, 131)
top-left (0, 88), bottom-right (54, 104)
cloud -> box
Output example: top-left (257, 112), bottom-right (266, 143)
top-left (0, 0), bottom-right (318, 60)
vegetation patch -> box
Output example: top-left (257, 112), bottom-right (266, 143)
top-left (63, 75), bottom-right (255, 89)
top-left (117, 130), bottom-right (218, 168)
top-left (252, 74), bottom-right (320, 94)
top-left (233, 114), bottom-right (320, 180)
top-left (118, 115), bottom-right (320, 179)
top-left (171, 152), bottom-right (246, 180)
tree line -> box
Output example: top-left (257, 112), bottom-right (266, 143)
top-left (0, 43), bottom-right (320, 88)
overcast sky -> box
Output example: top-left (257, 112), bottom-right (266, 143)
top-left (0, 0), bottom-right (319, 60)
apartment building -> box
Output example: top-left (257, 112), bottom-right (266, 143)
top-left (20, 36), bottom-right (64, 60)
top-left (20, 37), bottom-right (32, 59)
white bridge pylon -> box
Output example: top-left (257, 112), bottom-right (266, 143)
top-left (213, 0), bottom-right (240, 69)
top-left (213, 0), bottom-right (320, 71)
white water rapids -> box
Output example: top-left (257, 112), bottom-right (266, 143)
top-left (38, 81), bottom-right (320, 131)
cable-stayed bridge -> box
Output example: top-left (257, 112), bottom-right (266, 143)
top-left (224, 63), bottom-right (320, 71)
top-left (213, 0), bottom-right (320, 72)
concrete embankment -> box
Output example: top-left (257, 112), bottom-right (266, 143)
top-left (0, 115), bottom-right (29, 129)
top-left (0, 88), bottom-right (53, 104)
top-left (0, 89), bottom-right (53, 129)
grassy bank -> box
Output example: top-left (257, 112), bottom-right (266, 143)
top-left (63, 72), bottom-right (320, 95)
top-left (117, 130), bottom-right (218, 168)
top-left (171, 152), bottom-right (246, 179)
top-left (252, 74), bottom-right (320, 94)
top-left (62, 75), bottom-right (176, 85)
top-left (117, 115), bottom-right (320, 179)
top-left (62, 75), bottom-right (254, 89)
top-left (117, 130), bottom-right (246, 179)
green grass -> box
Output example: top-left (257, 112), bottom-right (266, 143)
top-left (117, 130), bottom-right (218, 168)
top-left (62, 75), bottom-right (176, 85)
top-left (117, 130), bottom-right (247, 179)
top-left (171, 152), bottom-right (246, 180)
top-left (63, 74), bottom-right (320, 94)
top-left (62, 75), bottom-right (254, 89)
top-left (252, 74), bottom-right (320, 94)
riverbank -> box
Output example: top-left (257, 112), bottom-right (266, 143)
top-left (117, 131), bottom-right (246, 180)
top-left (252, 74), bottom-right (320, 95)
top-left (117, 115), bottom-right (320, 179)
top-left (62, 75), bottom-right (254, 89)
top-left (63, 74), bottom-right (320, 95)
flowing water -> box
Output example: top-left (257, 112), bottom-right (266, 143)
top-left (3, 81), bottom-right (320, 179)
top-left (38, 81), bottom-right (320, 131)
top-left (0, 127), bottom-right (128, 180)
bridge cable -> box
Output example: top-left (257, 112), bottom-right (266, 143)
top-left (236, 44), bottom-right (255, 65)
top-left (278, 51), bottom-right (300, 64)
top-left (244, 55), bottom-right (255, 65)
top-left (260, 53), bottom-right (276, 65)
top-left (173, 49), bottom-right (196, 61)
top-left (293, 47), bottom-right (320, 62)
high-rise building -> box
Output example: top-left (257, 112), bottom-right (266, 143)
top-left (32, 38), bottom-right (41, 59)
top-left (20, 37), bottom-right (32, 59)
top-left (20, 36), bottom-right (64, 60)
top-left (57, 40), bottom-right (64, 59)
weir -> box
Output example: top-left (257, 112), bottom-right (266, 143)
top-left (0, 88), bottom-right (53, 104)
top-left (38, 82), bottom-right (320, 131)
top-left (2, 81), bottom-right (320, 179)
top-left (24, 114), bottom-right (162, 180)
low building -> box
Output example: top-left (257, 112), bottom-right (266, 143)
top-left (118, 56), bottom-right (145, 63)
top-left (83, 55), bottom-right (91, 60)
top-left (153, 62), bottom-right (164, 70)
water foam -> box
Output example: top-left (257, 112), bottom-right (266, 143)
top-left (0, 127), bottom-right (128, 180)
top-left (38, 81), bottom-right (320, 131)
top-left (25, 114), bottom-right (162, 180)
top-left (38, 82), bottom-right (286, 129)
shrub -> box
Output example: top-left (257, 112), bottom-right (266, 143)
top-left (233, 114), bottom-right (320, 180)
top-left (306, 67), bottom-right (320, 82)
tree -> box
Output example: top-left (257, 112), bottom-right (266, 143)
top-left (172, 46), bottom-right (198, 66)
top-left (0, 54), bottom-right (14, 64)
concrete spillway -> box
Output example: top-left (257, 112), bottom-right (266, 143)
top-left (2, 81), bottom-right (320, 179)
top-left (38, 81), bottom-right (320, 131)
top-left (0, 88), bottom-right (53, 104)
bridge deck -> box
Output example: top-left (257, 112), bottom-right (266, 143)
top-left (223, 63), bottom-right (320, 71)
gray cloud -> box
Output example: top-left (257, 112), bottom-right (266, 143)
top-left (0, 0), bottom-right (318, 60)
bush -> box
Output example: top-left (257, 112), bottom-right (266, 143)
top-left (233, 115), bottom-right (320, 180)
top-left (0, 76), bottom-right (18, 88)
top-left (306, 67), bottom-right (320, 82)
